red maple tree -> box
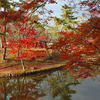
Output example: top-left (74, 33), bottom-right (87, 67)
top-left (51, 0), bottom-right (100, 78)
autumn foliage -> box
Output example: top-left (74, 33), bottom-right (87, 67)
top-left (0, 0), bottom-right (56, 60)
top-left (0, 0), bottom-right (100, 74)
top-left (0, 0), bottom-right (57, 69)
top-left (50, 0), bottom-right (100, 78)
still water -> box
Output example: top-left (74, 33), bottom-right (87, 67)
top-left (0, 69), bottom-right (100, 100)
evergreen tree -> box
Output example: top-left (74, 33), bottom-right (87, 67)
top-left (53, 4), bottom-right (78, 32)
top-left (46, 4), bottom-right (78, 43)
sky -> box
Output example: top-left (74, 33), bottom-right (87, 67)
top-left (13, 0), bottom-right (82, 17)
top-left (44, 0), bottom-right (82, 25)
top-left (13, 0), bottom-right (83, 26)
top-left (45, 0), bottom-right (82, 17)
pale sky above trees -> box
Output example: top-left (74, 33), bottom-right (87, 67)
top-left (13, 0), bottom-right (82, 17)
top-left (11, 0), bottom-right (84, 26)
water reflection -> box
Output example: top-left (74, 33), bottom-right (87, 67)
top-left (0, 68), bottom-right (100, 100)
top-left (0, 75), bottom-right (46, 100)
top-left (43, 70), bottom-right (81, 100)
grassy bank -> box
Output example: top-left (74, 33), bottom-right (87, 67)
top-left (0, 48), bottom-right (66, 75)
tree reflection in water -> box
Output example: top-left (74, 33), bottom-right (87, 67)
top-left (44, 70), bottom-right (81, 100)
top-left (0, 66), bottom-right (100, 100)
top-left (0, 75), bottom-right (46, 100)
top-left (41, 65), bottom-right (100, 100)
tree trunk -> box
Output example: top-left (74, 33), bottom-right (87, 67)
top-left (23, 23), bottom-right (27, 38)
top-left (2, 8), bottom-right (7, 60)
top-left (21, 58), bottom-right (25, 70)
top-left (17, 29), bottom-right (21, 56)
top-left (2, 25), bottom-right (7, 60)
top-left (2, 47), bottom-right (7, 60)
top-left (0, 36), bottom-right (3, 48)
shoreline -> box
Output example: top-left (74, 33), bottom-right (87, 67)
top-left (0, 65), bottom-right (65, 78)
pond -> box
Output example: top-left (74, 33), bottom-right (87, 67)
top-left (0, 69), bottom-right (100, 100)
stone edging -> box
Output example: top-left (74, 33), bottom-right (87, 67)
top-left (0, 65), bottom-right (65, 78)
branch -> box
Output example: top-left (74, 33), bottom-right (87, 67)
top-left (27, 0), bottom-right (48, 17)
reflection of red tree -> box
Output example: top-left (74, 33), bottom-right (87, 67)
top-left (0, 79), bottom-right (46, 100)
top-left (9, 82), bottom-right (46, 100)
top-left (0, 86), bottom-right (3, 100)
top-left (0, 93), bottom-right (3, 100)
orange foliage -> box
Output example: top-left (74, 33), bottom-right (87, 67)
top-left (52, 16), bottom-right (100, 68)
top-left (51, 0), bottom-right (100, 78)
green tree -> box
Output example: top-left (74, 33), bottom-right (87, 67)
top-left (46, 4), bottom-right (78, 43)
top-left (53, 4), bottom-right (78, 32)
